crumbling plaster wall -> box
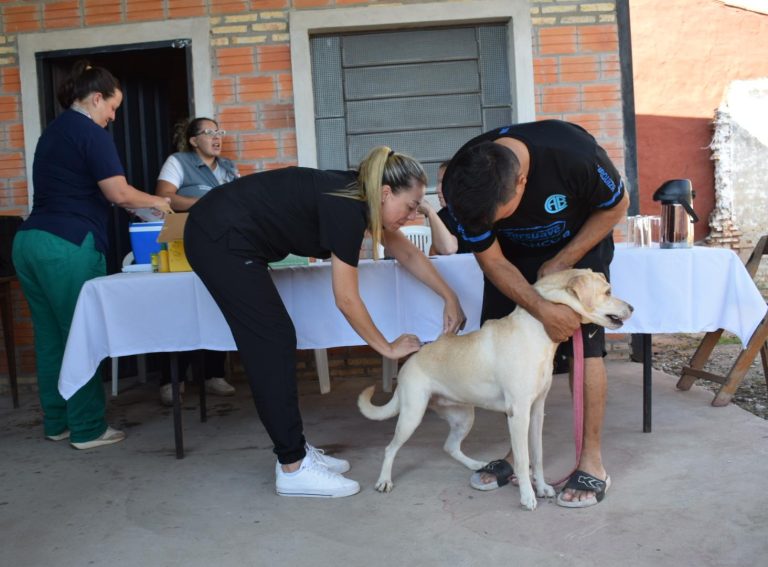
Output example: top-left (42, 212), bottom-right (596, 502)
top-left (708, 78), bottom-right (768, 293)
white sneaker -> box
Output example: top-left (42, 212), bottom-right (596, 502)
top-left (276, 451), bottom-right (360, 498)
top-left (205, 377), bottom-right (236, 396)
top-left (70, 426), bottom-right (126, 450)
top-left (45, 429), bottom-right (70, 441)
top-left (160, 382), bottom-right (185, 406)
top-left (305, 443), bottom-right (350, 474)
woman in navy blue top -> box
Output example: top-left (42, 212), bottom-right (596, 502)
top-left (12, 61), bottom-right (172, 450)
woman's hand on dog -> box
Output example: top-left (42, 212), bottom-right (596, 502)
top-left (389, 334), bottom-right (422, 359)
top-left (442, 297), bottom-right (467, 335)
top-left (538, 302), bottom-right (581, 343)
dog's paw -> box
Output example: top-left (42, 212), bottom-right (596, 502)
top-left (519, 486), bottom-right (538, 511)
top-left (375, 479), bottom-right (394, 493)
top-left (536, 483), bottom-right (556, 498)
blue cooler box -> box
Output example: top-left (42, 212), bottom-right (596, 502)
top-left (129, 222), bottom-right (163, 264)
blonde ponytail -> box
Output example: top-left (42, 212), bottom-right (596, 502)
top-left (334, 146), bottom-right (427, 260)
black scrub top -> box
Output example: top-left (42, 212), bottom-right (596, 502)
top-left (188, 167), bottom-right (368, 267)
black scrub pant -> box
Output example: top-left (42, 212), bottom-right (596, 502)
top-left (481, 237), bottom-right (615, 359)
top-left (184, 217), bottom-right (306, 464)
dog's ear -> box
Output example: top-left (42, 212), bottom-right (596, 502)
top-left (566, 273), bottom-right (595, 311)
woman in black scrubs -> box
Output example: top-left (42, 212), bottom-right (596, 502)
top-left (185, 146), bottom-right (466, 498)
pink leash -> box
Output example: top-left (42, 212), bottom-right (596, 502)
top-left (551, 327), bottom-right (584, 487)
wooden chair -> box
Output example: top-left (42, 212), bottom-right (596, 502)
top-left (677, 235), bottom-right (768, 406)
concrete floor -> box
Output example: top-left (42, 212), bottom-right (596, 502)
top-left (2, 361), bottom-right (768, 567)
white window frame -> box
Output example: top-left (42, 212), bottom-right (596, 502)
top-left (17, 18), bottom-right (213, 210)
top-left (289, 0), bottom-right (534, 168)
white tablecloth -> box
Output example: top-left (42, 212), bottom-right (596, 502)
top-left (59, 246), bottom-right (766, 400)
top-left (609, 245), bottom-right (766, 343)
top-left (59, 255), bottom-right (484, 400)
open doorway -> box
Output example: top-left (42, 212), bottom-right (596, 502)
top-left (36, 41), bottom-right (193, 273)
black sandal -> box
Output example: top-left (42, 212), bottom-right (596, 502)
top-left (556, 470), bottom-right (611, 508)
top-left (469, 459), bottom-right (516, 491)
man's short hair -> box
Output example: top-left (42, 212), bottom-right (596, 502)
top-left (442, 141), bottom-right (521, 234)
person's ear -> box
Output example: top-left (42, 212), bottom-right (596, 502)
top-left (516, 174), bottom-right (527, 192)
top-left (381, 184), bottom-right (392, 203)
top-left (90, 92), bottom-right (102, 107)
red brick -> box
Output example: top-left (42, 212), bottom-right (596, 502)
top-left (250, 0), bottom-right (289, 8)
top-left (282, 131), bottom-right (297, 155)
top-left (600, 54), bottom-right (620, 81)
top-left (0, 95), bottom-right (19, 122)
top-left (560, 55), bottom-right (600, 83)
top-left (44, 1), bottom-right (80, 30)
top-left (238, 76), bottom-right (275, 102)
top-left (336, 0), bottom-right (369, 5)
top-left (3, 5), bottom-right (41, 33)
top-left (7, 123), bottom-right (24, 149)
top-left (217, 47), bottom-right (256, 76)
top-left (1, 68), bottom-right (20, 94)
top-left (237, 162), bottom-right (259, 176)
top-left (169, 0), bottom-right (206, 18)
top-left (533, 57), bottom-right (558, 85)
top-left (258, 45), bottom-right (291, 72)
top-left (210, 0), bottom-right (248, 14)
top-left (578, 25), bottom-right (618, 53)
top-left (262, 103), bottom-right (294, 129)
top-left (126, 0), bottom-right (164, 21)
top-left (218, 106), bottom-right (258, 131)
top-left (294, 0), bottom-right (331, 8)
top-left (240, 133), bottom-right (278, 160)
top-left (84, 0), bottom-right (122, 26)
top-left (582, 84), bottom-right (620, 111)
top-left (540, 85), bottom-right (580, 114)
top-left (0, 152), bottom-right (24, 179)
top-left (263, 161), bottom-right (298, 170)
top-left (538, 27), bottom-right (577, 56)
top-left (213, 78), bottom-right (236, 105)
top-left (277, 73), bottom-right (293, 100)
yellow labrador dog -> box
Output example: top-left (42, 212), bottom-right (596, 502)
top-left (358, 268), bottom-right (633, 510)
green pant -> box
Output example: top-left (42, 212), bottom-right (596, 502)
top-left (12, 230), bottom-right (108, 443)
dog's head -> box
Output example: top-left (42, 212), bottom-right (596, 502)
top-left (535, 268), bottom-right (633, 329)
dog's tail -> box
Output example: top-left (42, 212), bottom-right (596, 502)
top-left (357, 385), bottom-right (400, 421)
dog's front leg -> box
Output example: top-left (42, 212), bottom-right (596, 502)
top-left (507, 407), bottom-right (536, 511)
top-left (529, 395), bottom-right (555, 498)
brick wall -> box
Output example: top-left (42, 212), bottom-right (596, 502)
top-left (0, 0), bottom-right (625, 392)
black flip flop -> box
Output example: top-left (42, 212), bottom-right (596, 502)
top-left (469, 459), bottom-right (516, 491)
top-left (556, 469), bottom-right (611, 508)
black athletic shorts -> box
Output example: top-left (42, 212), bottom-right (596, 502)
top-left (480, 237), bottom-right (614, 358)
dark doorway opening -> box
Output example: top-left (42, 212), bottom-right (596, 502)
top-left (36, 41), bottom-right (194, 274)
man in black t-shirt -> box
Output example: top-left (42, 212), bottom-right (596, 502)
top-left (442, 120), bottom-right (629, 508)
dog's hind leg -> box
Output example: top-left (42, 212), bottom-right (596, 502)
top-left (507, 405), bottom-right (537, 510)
top-left (529, 394), bottom-right (555, 498)
top-left (431, 402), bottom-right (486, 470)
top-left (375, 391), bottom-right (431, 493)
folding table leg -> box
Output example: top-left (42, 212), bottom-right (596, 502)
top-left (170, 352), bottom-right (184, 459)
top-left (677, 329), bottom-right (723, 391)
top-left (712, 315), bottom-right (768, 407)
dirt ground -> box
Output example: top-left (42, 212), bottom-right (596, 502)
top-left (649, 333), bottom-right (767, 419)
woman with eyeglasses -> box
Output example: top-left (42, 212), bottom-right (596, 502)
top-left (12, 60), bottom-right (173, 450)
top-left (154, 117), bottom-right (240, 404)
top-left (184, 147), bottom-right (466, 498)
top-left (156, 118), bottom-right (238, 212)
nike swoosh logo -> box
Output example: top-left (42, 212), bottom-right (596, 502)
top-left (588, 329), bottom-right (598, 339)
